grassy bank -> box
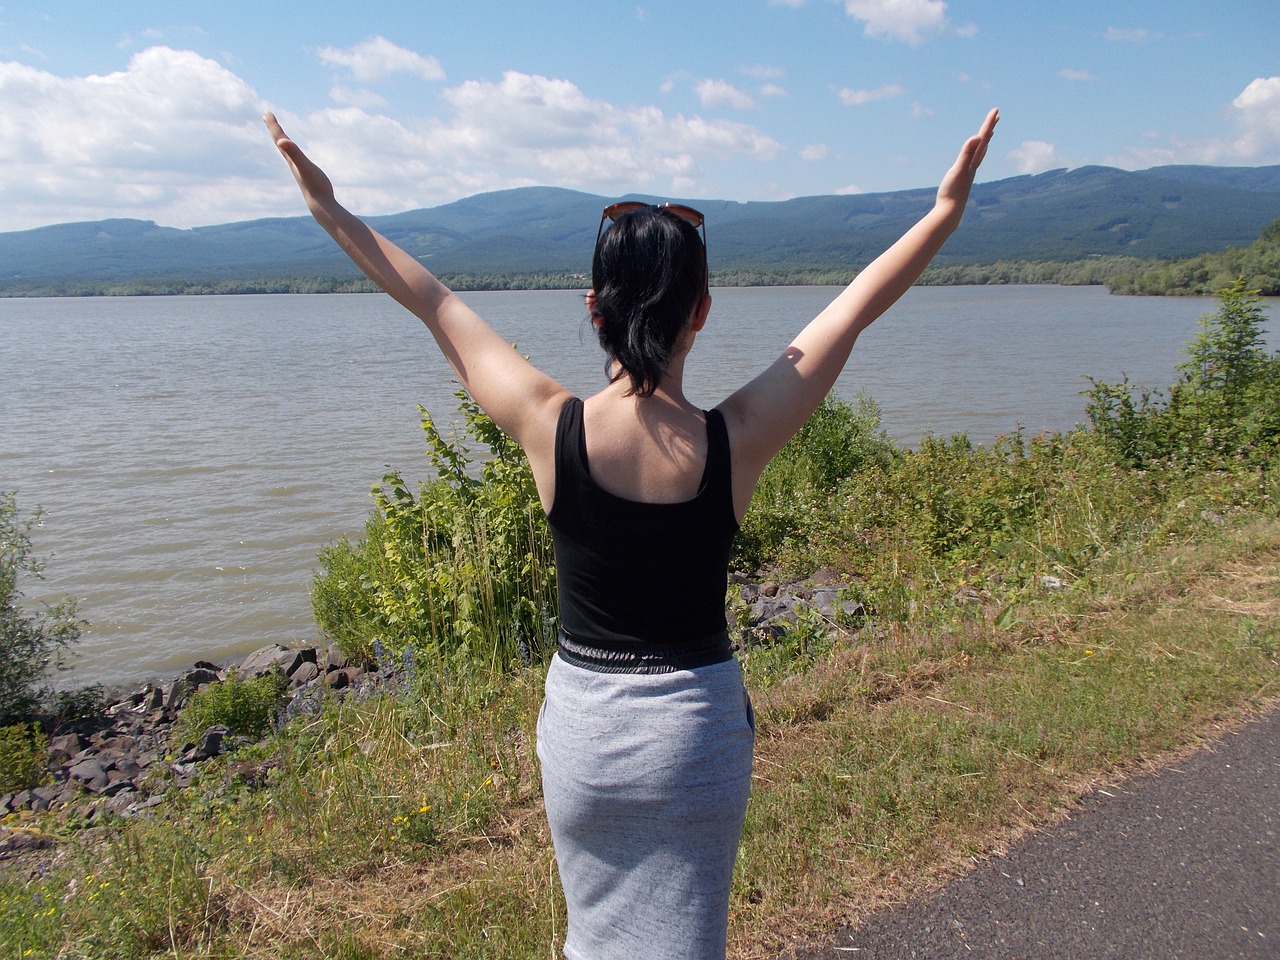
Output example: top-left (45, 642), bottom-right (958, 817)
top-left (2, 285), bottom-right (1279, 959)
top-left (2, 511), bottom-right (1275, 959)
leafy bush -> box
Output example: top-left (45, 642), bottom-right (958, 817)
top-left (735, 392), bottom-right (897, 573)
top-left (312, 392), bottom-right (558, 670)
top-left (0, 492), bottom-right (85, 726)
top-left (0, 722), bottom-right (48, 793)
top-left (175, 671), bottom-right (287, 743)
top-left (1086, 279), bottom-right (1280, 468)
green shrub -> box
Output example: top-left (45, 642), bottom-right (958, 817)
top-left (312, 391), bottom-right (558, 670)
top-left (0, 492), bottom-right (85, 726)
top-left (0, 722), bottom-right (48, 793)
top-left (735, 392), bottom-right (897, 573)
top-left (175, 671), bottom-right (287, 744)
top-left (1087, 279), bottom-right (1280, 468)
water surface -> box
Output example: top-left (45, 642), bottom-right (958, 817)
top-left (1, 286), bottom-right (1271, 684)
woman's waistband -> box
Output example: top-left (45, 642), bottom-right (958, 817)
top-left (555, 628), bottom-right (733, 674)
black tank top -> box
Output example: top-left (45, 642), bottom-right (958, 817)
top-left (546, 396), bottom-right (739, 672)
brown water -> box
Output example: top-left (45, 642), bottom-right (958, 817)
top-left (1, 286), bottom-right (1270, 685)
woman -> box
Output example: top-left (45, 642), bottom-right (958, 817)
top-left (266, 107), bottom-right (998, 960)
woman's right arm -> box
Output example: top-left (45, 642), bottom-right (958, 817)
top-left (718, 109), bottom-right (998, 518)
top-left (263, 113), bottom-right (570, 461)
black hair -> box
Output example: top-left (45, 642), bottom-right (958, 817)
top-left (590, 207), bottom-right (708, 397)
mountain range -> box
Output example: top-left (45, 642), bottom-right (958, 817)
top-left (3, 163), bottom-right (1280, 293)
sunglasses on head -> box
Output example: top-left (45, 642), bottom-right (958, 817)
top-left (595, 201), bottom-right (707, 252)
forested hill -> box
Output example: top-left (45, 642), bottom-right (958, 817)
top-left (3, 163), bottom-right (1280, 295)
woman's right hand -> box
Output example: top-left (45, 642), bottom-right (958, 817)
top-left (263, 112), bottom-right (336, 212)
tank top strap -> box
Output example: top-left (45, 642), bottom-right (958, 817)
top-left (703, 407), bottom-right (734, 515)
top-left (552, 396), bottom-right (586, 508)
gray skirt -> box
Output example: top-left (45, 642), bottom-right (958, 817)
top-left (537, 652), bottom-right (755, 960)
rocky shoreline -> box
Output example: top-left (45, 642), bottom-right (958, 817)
top-left (0, 571), bottom-right (863, 832)
top-left (0, 641), bottom-right (374, 825)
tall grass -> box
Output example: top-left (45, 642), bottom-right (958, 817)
top-left (312, 392), bottom-right (558, 670)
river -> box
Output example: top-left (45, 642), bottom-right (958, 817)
top-left (1, 285), bottom-right (1272, 685)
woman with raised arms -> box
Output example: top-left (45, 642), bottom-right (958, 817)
top-left (266, 106), bottom-right (998, 960)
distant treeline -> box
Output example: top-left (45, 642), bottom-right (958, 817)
top-left (1103, 216), bottom-right (1280, 295)
top-left (4, 217), bottom-right (1277, 298)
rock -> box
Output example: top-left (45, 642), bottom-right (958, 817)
top-left (98, 735), bottom-right (136, 753)
top-left (1040, 575), bottom-right (1068, 591)
top-left (32, 786), bottom-right (64, 807)
top-left (809, 566), bottom-right (842, 586)
top-left (289, 661), bottom-right (320, 685)
top-left (69, 759), bottom-right (109, 793)
top-left (130, 795), bottom-right (167, 814)
top-left (161, 679), bottom-right (191, 712)
top-left (113, 757), bottom-right (142, 780)
top-left (324, 646), bottom-right (349, 672)
top-left (760, 581), bottom-right (780, 598)
top-left (104, 790), bottom-right (138, 816)
top-left (183, 667), bottom-right (220, 687)
top-left (324, 668), bottom-right (352, 690)
top-left (144, 684), bottom-right (165, 712)
top-left (225, 758), bottom-right (278, 789)
top-left (0, 826), bottom-right (56, 858)
top-left (193, 725), bottom-right (230, 762)
top-left (102, 772), bottom-right (137, 796)
top-left (47, 732), bottom-right (84, 756)
top-left (238, 644), bottom-right (304, 678)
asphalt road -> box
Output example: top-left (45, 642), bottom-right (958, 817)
top-left (795, 706), bottom-right (1280, 960)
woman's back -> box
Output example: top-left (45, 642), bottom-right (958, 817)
top-left (579, 387), bottom-right (711, 505)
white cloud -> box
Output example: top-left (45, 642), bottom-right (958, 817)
top-left (1008, 140), bottom-right (1065, 174)
top-left (1104, 27), bottom-right (1151, 42)
top-left (0, 47), bottom-right (273, 230)
top-left (1106, 76), bottom-right (1280, 170)
top-left (911, 101), bottom-right (934, 117)
top-left (800, 143), bottom-right (829, 161)
top-left (696, 78), bottom-right (756, 110)
top-left (315, 36), bottom-right (444, 83)
top-left (842, 0), bottom-right (956, 44)
top-left (835, 183), bottom-right (864, 194)
top-left (759, 83), bottom-right (788, 98)
top-left (769, 0), bottom-right (805, 6)
top-left (0, 52), bottom-right (785, 232)
top-left (320, 71), bottom-right (782, 212)
top-left (741, 64), bottom-right (785, 79)
top-left (1058, 67), bottom-right (1093, 81)
top-left (838, 83), bottom-right (905, 106)
top-left (1230, 76), bottom-right (1280, 160)
top-left (329, 83), bottom-right (388, 109)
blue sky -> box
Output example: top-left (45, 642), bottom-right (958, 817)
top-left (1, 0), bottom-right (1277, 232)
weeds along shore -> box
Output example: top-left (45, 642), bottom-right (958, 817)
top-left (2, 282), bottom-right (1279, 959)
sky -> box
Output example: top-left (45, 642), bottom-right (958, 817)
top-left (0, 0), bottom-right (1277, 234)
